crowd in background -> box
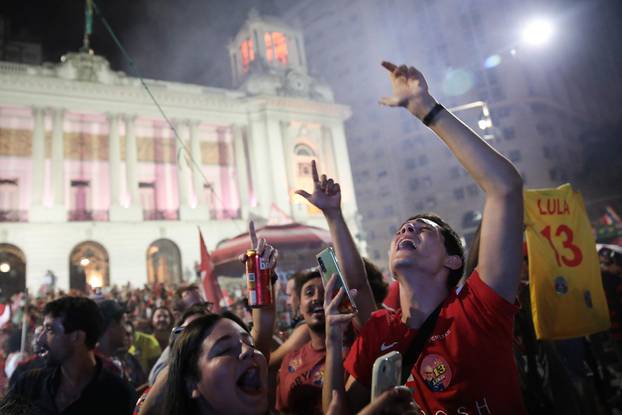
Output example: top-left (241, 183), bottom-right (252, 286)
top-left (0, 240), bottom-right (620, 414)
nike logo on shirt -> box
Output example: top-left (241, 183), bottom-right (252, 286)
top-left (380, 341), bottom-right (398, 352)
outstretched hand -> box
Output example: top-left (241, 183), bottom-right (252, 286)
top-left (379, 61), bottom-right (436, 119)
top-left (295, 160), bottom-right (341, 215)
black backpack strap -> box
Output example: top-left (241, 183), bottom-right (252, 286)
top-left (400, 304), bottom-right (443, 384)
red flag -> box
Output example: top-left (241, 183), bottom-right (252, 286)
top-left (199, 228), bottom-right (223, 312)
top-left (0, 303), bottom-right (10, 328)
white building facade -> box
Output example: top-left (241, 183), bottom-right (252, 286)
top-left (0, 13), bottom-right (359, 295)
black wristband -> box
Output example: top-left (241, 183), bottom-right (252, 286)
top-left (422, 103), bottom-right (445, 126)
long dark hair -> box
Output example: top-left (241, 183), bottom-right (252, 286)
top-left (162, 313), bottom-right (251, 415)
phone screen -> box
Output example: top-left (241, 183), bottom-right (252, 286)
top-left (371, 351), bottom-right (402, 401)
top-left (316, 247), bottom-right (357, 313)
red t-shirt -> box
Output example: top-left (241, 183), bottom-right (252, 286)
top-left (383, 280), bottom-right (400, 311)
top-left (276, 341), bottom-right (325, 415)
top-left (344, 271), bottom-right (526, 414)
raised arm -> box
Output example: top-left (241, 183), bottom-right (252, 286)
top-left (321, 274), bottom-right (356, 413)
top-left (268, 323), bottom-right (309, 369)
top-left (380, 62), bottom-right (524, 302)
top-left (295, 161), bottom-right (376, 326)
top-left (245, 220), bottom-right (278, 361)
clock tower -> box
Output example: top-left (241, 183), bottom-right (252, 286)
top-left (225, 10), bottom-right (361, 248)
top-left (227, 9), bottom-right (333, 101)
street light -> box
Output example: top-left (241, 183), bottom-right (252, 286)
top-left (448, 101), bottom-right (495, 140)
top-left (521, 18), bottom-right (554, 47)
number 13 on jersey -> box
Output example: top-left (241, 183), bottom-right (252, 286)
top-left (524, 183), bottom-right (609, 340)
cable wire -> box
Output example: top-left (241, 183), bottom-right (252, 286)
top-left (91, 1), bottom-right (242, 225)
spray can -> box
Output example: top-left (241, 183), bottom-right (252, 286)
top-left (245, 249), bottom-right (272, 307)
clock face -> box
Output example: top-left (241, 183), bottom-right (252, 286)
top-left (287, 71), bottom-right (309, 93)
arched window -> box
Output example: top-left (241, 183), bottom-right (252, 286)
top-left (293, 143), bottom-right (318, 214)
top-left (69, 241), bottom-right (109, 291)
top-left (146, 239), bottom-right (182, 284)
top-left (0, 243), bottom-right (26, 299)
top-left (294, 144), bottom-right (315, 157)
top-left (294, 143), bottom-right (316, 178)
top-left (240, 37), bottom-right (255, 73)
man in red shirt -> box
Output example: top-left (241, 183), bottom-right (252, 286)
top-left (276, 270), bottom-right (327, 415)
top-left (277, 158), bottom-right (378, 414)
top-left (322, 61), bottom-right (525, 414)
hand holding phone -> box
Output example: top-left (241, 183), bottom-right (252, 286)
top-left (316, 247), bottom-right (357, 313)
top-left (371, 351), bottom-right (403, 402)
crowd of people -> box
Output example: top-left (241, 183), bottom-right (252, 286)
top-left (0, 61), bottom-right (621, 415)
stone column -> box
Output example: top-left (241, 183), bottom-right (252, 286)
top-left (328, 123), bottom-right (362, 252)
top-left (124, 115), bottom-right (140, 207)
top-left (328, 123), bottom-right (356, 213)
top-left (51, 108), bottom-right (65, 207)
top-left (231, 124), bottom-right (250, 220)
top-left (247, 115), bottom-right (272, 219)
top-left (107, 113), bottom-right (121, 208)
top-left (30, 106), bottom-right (45, 207)
top-left (116, 115), bottom-right (142, 221)
top-left (189, 120), bottom-right (205, 207)
top-left (265, 119), bottom-right (291, 217)
top-left (174, 121), bottom-right (191, 208)
top-left (178, 120), bottom-right (209, 221)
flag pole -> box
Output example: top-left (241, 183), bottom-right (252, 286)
top-left (19, 289), bottom-right (29, 353)
top-left (81, 0), bottom-right (94, 53)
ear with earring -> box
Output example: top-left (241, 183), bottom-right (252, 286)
top-left (191, 387), bottom-right (200, 399)
top-left (186, 378), bottom-right (200, 399)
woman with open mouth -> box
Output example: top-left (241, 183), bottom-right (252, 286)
top-left (162, 313), bottom-right (269, 415)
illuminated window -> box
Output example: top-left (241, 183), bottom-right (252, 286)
top-left (70, 241), bottom-right (109, 290)
top-left (264, 32), bottom-right (288, 65)
top-left (240, 38), bottom-right (255, 72)
top-left (295, 144), bottom-right (314, 157)
top-left (295, 144), bottom-right (314, 179)
top-left (147, 239), bottom-right (182, 284)
top-left (293, 143), bottom-right (317, 214)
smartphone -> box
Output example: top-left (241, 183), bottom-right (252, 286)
top-left (371, 351), bottom-right (402, 401)
top-left (316, 247), bottom-right (357, 313)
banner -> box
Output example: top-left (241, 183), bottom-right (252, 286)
top-left (524, 183), bottom-right (610, 339)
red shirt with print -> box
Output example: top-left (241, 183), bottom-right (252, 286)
top-left (344, 271), bottom-right (526, 415)
top-left (276, 341), bottom-right (325, 415)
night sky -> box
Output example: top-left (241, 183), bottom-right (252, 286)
top-left (2, 0), bottom-right (622, 98)
top-left (0, 0), bottom-right (285, 88)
